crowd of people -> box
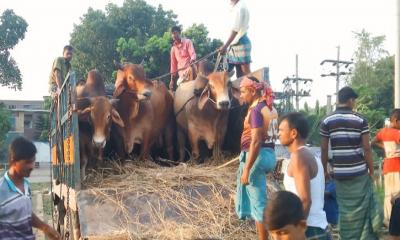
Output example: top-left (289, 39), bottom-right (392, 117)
top-left (240, 85), bottom-right (399, 240)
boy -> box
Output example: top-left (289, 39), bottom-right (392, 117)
top-left (372, 109), bottom-right (400, 225)
top-left (0, 137), bottom-right (60, 240)
top-left (265, 191), bottom-right (307, 240)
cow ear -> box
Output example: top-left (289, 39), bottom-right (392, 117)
top-left (76, 97), bottom-right (91, 110)
top-left (130, 100), bottom-right (140, 119)
top-left (77, 107), bottom-right (91, 121)
top-left (232, 87), bottom-right (241, 100)
top-left (114, 60), bottom-right (124, 71)
top-left (231, 87), bottom-right (244, 106)
top-left (198, 86), bottom-right (210, 110)
top-left (113, 84), bottom-right (125, 98)
top-left (111, 109), bottom-right (124, 128)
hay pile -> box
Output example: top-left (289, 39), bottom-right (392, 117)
top-left (82, 160), bottom-right (258, 240)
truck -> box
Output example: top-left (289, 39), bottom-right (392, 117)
top-left (49, 67), bottom-right (280, 240)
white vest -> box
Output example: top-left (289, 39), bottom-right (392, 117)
top-left (283, 146), bottom-right (328, 229)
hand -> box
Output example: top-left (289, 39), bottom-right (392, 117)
top-left (56, 87), bottom-right (61, 95)
top-left (218, 45), bottom-right (228, 54)
top-left (42, 225), bottom-right (61, 240)
top-left (324, 170), bottom-right (332, 182)
top-left (169, 80), bottom-right (174, 90)
top-left (240, 169), bottom-right (250, 185)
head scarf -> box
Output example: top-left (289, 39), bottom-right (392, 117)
top-left (240, 76), bottom-right (275, 110)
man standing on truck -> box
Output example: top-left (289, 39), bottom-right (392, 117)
top-left (0, 137), bottom-right (60, 240)
top-left (49, 45), bottom-right (73, 97)
top-left (219, 0), bottom-right (251, 78)
top-left (169, 26), bottom-right (197, 90)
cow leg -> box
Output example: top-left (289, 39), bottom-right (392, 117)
top-left (188, 127), bottom-right (200, 163)
top-left (177, 127), bottom-right (186, 162)
top-left (79, 138), bottom-right (87, 180)
top-left (80, 151), bottom-right (88, 180)
top-left (139, 136), bottom-right (151, 161)
top-left (164, 117), bottom-right (175, 161)
top-left (213, 114), bottom-right (228, 162)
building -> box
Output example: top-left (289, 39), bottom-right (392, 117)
top-left (0, 99), bottom-right (49, 141)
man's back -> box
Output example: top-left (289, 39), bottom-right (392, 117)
top-left (320, 106), bottom-right (369, 179)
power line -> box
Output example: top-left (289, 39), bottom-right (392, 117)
top-left (320, 46), bottom-right (354, 104)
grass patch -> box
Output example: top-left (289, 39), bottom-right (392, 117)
top-left (31, 182), bottom-right (50, 192)
top-left (42, 194), bottom-right (53, 217)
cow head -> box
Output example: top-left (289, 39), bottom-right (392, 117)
top-left (78, 97), bottom-right (124, 148)
top-left (113, 91), bottom-right (141, 155)
top-left (198, 71), bottom-right (240, 110)
top-left (113, 61), bottom-right (152, 100)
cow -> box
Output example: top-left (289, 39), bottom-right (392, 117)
top-left (174, 67), bottom-right (240, 162)
top-left (113, 62), bottom-right (175, 160)
top-left (76, 69), bottom-right (124, 179)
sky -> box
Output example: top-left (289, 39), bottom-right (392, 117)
top-left (0, 0), bottom-right (397, 108)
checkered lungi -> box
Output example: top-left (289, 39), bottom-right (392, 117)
top-left (227, 34), bottom-right (252, 65)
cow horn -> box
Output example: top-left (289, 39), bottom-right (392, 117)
top-left (114, 60), bottom-right (124, 71)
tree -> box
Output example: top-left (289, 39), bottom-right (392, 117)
top-left (0, 103), bottom-right (11, 149)
top-left (349, 30), bottom-right (394, 136)
top-left (0, 10), bottom-right (28, 90)
top-left (70, 0), bottom-right (222, 83)
top-left (183, 24), bottom-right (222, 59)
top-left (70, 0), bottom-right (179, 82)
top-left (35, 96), bottom-right (51, 142)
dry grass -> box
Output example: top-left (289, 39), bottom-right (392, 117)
top-left (82, 159), bottom-right (258, 240)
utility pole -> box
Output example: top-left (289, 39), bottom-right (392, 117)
top-left (321, 46), bottom-right (353, 104)
top-left (296, 54), bottom-right (299, 111)
top-left (336, 46), bottom-right (340, 99)
top-left (395, 0), bottom-right (400, 108)
top-left (282, 54), bottom-right (312, 112)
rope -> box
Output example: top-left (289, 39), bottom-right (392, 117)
top-left (151, 49), bottom-right (219, 80)
top-left (174, 95), bottom-right (196, 117)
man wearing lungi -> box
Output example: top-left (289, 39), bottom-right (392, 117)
top-left (219, 0), bottom-right (251, 78)
top-left (236, 76), bottom-right (277, 240)
top-left (320, 86), bottom-right (382, 239)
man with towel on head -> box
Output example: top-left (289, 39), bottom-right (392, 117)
top-left (236, 76), bottom-right (278, 240)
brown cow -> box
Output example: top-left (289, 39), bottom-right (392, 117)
top-left (174, 69), bottom-right (239, 162)
top-left (77, 69), bottom-right (124, 179)
top-left (113, 62), bottom-right (174, 160)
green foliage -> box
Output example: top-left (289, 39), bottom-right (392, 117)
top-left (0, 9), bottom-right (28, 90)
top-left (301, 101), bottom-right (326, 146)
top-left (35, 97), bottom-right (51, 142)
top-left (0, 103), bottom-right (11, 149)
top-left (70, 0), bottom-right (179, 82)
top-left (70, 0), bottom-right (221, 83)
top-left (183, 24), bottom-right (222, 59)
top-left (349, 30), bottom-right (394, 136)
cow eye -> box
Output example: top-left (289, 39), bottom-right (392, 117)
top-left (107, 114), bottom-right (111, 120)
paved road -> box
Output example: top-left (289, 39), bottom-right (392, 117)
top-left (29, 165), bottom-right (51, 183)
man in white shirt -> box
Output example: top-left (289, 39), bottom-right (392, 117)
top-left (219, 0), bottom-right (251, 78)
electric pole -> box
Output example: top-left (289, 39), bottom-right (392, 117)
top-left (282, 54), bottom-right (312, 111)
top-left (395, 0), bottom-right (400, 108)
top-left (320, 46), bottom-right (354, 104)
